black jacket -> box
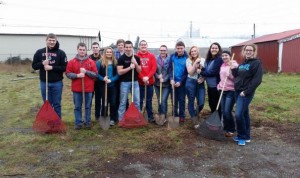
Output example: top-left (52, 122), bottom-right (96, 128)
top-left (232, 58), bottom-right (263, 95)
top-left (32, 41), bottom-right (68, 82)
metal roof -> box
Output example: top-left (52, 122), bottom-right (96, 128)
top-left (232, 28), bottom-right (300, 47)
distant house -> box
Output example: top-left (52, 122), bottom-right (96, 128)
top-left (0, 26), bottom-right (101, 61)
top-left (231, 28), bottom-right (300, 73)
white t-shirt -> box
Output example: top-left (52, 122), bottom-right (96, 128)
top-left (186, 58), bottom-right (205, 79)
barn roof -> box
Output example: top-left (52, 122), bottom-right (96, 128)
top-left (232, 28), bottom-right (300, 47)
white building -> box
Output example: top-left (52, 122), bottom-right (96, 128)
top-left (0, 26), bottom-right (100, 61)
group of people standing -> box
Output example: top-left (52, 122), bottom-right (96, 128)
top-left (32, 33), bottom-right (262, 146)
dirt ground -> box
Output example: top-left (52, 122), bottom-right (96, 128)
top-left (90, 119), bottom-right (300, 178)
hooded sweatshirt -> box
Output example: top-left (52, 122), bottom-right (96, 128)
top-left (137, 51), bottom-right (157, 86)
top-left (66, 55), bottom-right (97, 92)
top-left (232, 58), bottom-right (263, 95)
top-left (169, 51), bottom-right (188, 84)
top-left (32, 41), bottom-right (68, 82)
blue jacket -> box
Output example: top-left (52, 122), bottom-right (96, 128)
top-left (169, 51), bottom-right (188, 84)
top-left (200, 56), bottom-right (223, 87)
top-left (96, 60), bottom-right (119, 87)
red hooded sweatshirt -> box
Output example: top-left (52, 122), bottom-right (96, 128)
top-left (136, 51), bottom-right (157, 86)
top-left (66, 57), bottom-right (97, 93)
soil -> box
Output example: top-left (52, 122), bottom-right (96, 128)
top-left (90, 119), bottom-right (300, 178)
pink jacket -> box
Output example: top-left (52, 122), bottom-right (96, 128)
top-left (217, 60), bottom-right (238, 91)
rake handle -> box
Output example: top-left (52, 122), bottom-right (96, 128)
top-left (45, 46), bottom-right (48, 101)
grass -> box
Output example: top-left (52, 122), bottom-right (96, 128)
top-left (0, 64), bottom-right (299, 176)
top-left (251, 73), bottom-right (300, 122)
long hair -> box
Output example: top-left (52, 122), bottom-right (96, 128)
top-left (188, 46), bottom-right (200, 65)
top-left (100, 47), bottom-right (117, 67)
top-left (205, 42), bottom-right (222, 61)
top-left (242, 44), bottom-right (258, 58)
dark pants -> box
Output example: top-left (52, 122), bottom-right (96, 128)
top-left (94, 80), bottom-right (103, 119)
top-left (101, 85), bottom-right (117, 122)
top-left (139, 85), bottom-right (154, 120)
top-left (174, 82), bottom-right (186, 119)
top-left (207, 87), bottom-right (221, 114)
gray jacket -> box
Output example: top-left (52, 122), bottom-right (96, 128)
top-left (154, 54), bottom-right (171, 87)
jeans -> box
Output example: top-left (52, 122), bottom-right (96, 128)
top-left (185, 78), bottom-right (205, 118)
top-left (197, 83), bottom-right (206, 114)
top-left (140, 85), bottom-right (154, 120)
top-left (118, 81), bottom-right (140, 121)
top-left (174, 82), bottom-right (186, 119)
top-left (73, 92), bottom-right (93, 126)
top-left (235, 91), bottom-right (254, 140)
top-left (94, 80), bottom-right (103, 119)
top-left (101, 85), bottom-right (117, 122)
top-left (154, 85), bottom-right (170, 115)
top-left (221, 90), bottom-right (236, 133)
top-left (40, 80), bottom-right (63, 118)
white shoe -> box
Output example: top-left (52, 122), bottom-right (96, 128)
top-left (110, 120), bottom-right (115, 126)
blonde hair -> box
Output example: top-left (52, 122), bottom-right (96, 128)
top-left (242, 44), bottom-right (258, 58)
top-left (100, 47), bottom-right (117, 67)
top-left (188, 46), bottom-right (200, 65)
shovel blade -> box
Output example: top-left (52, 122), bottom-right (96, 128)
top-left (154, 113), bottom-right (166, 126)
top-left (167, 116), bottom-right (179, 129)
top-left (100, 116), bottom-right (110, 130)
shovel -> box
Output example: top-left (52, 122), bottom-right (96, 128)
top-left (82, 77), bottom-right (86, 125)
top-left (156, 80), bottom-right (166, 125)
top-left (100, 60), bottom-right (110, 130)
top-left (142, 82), bottom-right (148, 122)
top-left (206, 54), bottom-right (235, 131)
top-left (168, 62), bottom-right (179, 129)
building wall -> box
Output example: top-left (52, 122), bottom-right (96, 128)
top-left (231, 41), bottom-right (279, 73)
top-left (0, 34), bottom-right (98, 61)
top-left (282, 37), bottom-right (300, 73)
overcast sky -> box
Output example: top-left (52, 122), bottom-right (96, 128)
top-left (1, 0), bottom-right (300, 46)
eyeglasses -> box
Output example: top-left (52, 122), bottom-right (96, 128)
top-left (160, 50), bottom-right (167, 52)
top-left (245, 49), bottom-right (253, 52)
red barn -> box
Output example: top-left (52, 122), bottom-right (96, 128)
top-left (231, 29), bottom-right (300, 73)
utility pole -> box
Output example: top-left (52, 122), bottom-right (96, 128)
top-left (253, 23), bottom-right (256, 39)
top-left (190, 21), bottom-right (193, 38)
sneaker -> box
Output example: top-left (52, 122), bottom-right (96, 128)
top-left (225, 132), bottom-right (234, 137)
top-left (110, 120), bottom-right (115, 126)
top-left (179, 118), bottom-right (185, 123)
top-left (238, 139), bottom-right (246, 146)
top-left (233, 136), bottom-right (251, 143)
top-left (233, 136), bottom-right (239, 142)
